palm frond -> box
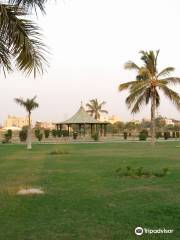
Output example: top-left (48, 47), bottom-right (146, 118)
top-left (118, 81), bottom-right (137, 91)
top-left (0, 4), bottom-right (49, 76)
top-left (160, 85), bottom-right (180, 110)
top-left (9, 0), bottom-right (47, 13)
top-left (124, 61), bottom-right (140, 71)
top-left (159, 77), bottom-right (180, 85)
top-left (157, 67), bottom-right (175, 78)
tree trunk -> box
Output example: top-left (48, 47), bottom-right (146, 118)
top-left (27, 112), bottom-right (32, 149)
top-left (151, 90), bottom-right (156, 145)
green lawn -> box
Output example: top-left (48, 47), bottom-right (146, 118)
top-left (0, 142), bottom-right (180, 240)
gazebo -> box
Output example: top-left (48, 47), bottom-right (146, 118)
top-left (56, 104), bottom-right (108, 136)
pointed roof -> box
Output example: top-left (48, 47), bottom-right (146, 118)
top-left (60, 105), bottom-right (105, 124)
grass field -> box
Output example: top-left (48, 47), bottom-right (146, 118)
top-left (0, 142), bottom-right (180, 240)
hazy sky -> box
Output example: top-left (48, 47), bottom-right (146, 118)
top-left (1, 0), bottom-right (180, 124)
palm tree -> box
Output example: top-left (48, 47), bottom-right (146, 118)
top-left (15, 96), bottom-right (39, 149)
top-left (86, 98), bottom-right (108, 120)
top-left (119, 50), bottom-right (180, 145)
top-left (0, 2), bottom-right (48, 76)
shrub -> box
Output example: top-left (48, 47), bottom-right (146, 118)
top-left (176, 132), bottom-right (180, 138)
top-left (62, 130), bottom-right (69, 137)
top-left (164, 132), bottom-right (170, 140)
top-left (156, 132), bottom-right (162, 138)
top-left (57, 130), bottom-right (62, 138)
top-left (35, 129), bottom-right (43, 141)
top-left (172, 132), bottom-right (176, 138)
top-left (123, 132), bottom-right (127, 140)
top-left (139, 131), bottom-right (147, 141)
top-left (35, 129), bottom-right (41, 138)
top-left (49, 150), bottom-right (69, 155)
top-left (91, 132), bottom-right (99, 141)
top-left (19, 129), bottom-right (27, 142)
top-left (44, 129), bottom-right (50, 138)
top-left (73, 131), bottom-right (78, 140)
top-left (3, 129), bottom-right (12, 143)
top-left (52, 129), bottom-right (57, 137)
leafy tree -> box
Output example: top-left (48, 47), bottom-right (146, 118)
top-left (86, 99), bottom-right (108, 120)
top-left (119, 50), bottom-right (180, 144)
top-left (14, 96), bottom-right (39, 149)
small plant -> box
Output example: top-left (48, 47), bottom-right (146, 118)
top-left (139, 129), bottom-right (148, 141)
top-left (172, 132), bottom-right (176, 138)
top-left (136, 167), bottom-right (143, 177)
top-left (115, 166), bottom-right (170, 178)
top-left (52, 129), bottom-right (57, 137)
top-left (35, 129), bottom-right (43, 141)
top-left (156, 132), bottom-right (162, 139)
top-left (44, 129), bottom-right (50, 138)
top-left (92, 132), bottom-right (99, 141)
top-left (2, 129), bottom-right (12, 143)
top-left (164, 132), bottom-right (170, 140)
top-left (123, 132), bottom-right (127, 140)
top-left (19, 129), bottom-right (28, 142)
top-left (49, 150), bottom-right (69, 155)
top-left (176, 132), bottom-right (180, 138)
top-left (73, 131), bottom-right (78, 140)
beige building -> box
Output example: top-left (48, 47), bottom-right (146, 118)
top-left (35, 121), bottom-right (55, 129)
top-left (4, 115), bottom-right (30, 129)
top-left (100, 115), bottom-right (121, 124)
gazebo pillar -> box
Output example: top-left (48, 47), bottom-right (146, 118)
top-left (104, 124), bottom-right (107, 136)
top-left (100, 124), bottom-right (103, 136)
top-left (67, 124), bottom-right (70, 136)
top-left (90, 124), bottom-right (93, 135)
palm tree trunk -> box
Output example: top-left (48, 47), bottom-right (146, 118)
top-left (151, 90), bottom-right (156, 145)
top-left (27, 112), bottom-right (32, 149)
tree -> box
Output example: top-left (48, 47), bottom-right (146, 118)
top-left (14, 96), bottom-right (39, 149)
top-left (86, 99), bottom-right (108, 120)
top-left (119, 50), bottom-right (180, 145)
top-left (0, 2), bottom-right (48, 76)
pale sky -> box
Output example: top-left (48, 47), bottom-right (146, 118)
top-left (1, 0), bottom-right (180, 124)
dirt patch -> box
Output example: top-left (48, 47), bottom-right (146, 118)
top-left (17, 188), bottom-right (44, 195)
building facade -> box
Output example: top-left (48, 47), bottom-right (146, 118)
top-left (4, 115), bottom-right (30, 129)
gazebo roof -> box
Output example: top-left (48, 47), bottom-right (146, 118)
top-left (59, 105), bottom-right (107, 124)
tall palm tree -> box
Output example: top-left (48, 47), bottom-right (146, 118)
top-left (119, 50), bottom-right (180, 145)
top-left (86, 98), bottom-right (108, 120)
top-left (15, 96), bottom-right (39, 149)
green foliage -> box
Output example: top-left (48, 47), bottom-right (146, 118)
top-left (49, 150), bottom-right (69, 155)
top-left (123, 132), bottom-right (127, 140)
top-left (51, 129), bottom-right (57, 137)
top-left (139, 130), bottom-right (148, 141)
top-left (115, 166), bottom-right (169, 178)
top-left (2, 129), bottom-right (12, 143)
top-left (35, 129), bottom-right (43, 141)
top-left (164, 132), bottom-right (170, 140)
top-left (19, 129), bottom-right (27, 142)
top-left (172, 132), bottom-right (176, 138)
top-left (62, 130), bottom-right (69, 137)
top-left (91, 132), bottom-right (99, 141)
top-left (156, 132), bottom-right (162, 138)
top-left (44, 129), bottom-right (50, 138)
top-left (73, 131), bottom-right (78, 140)
top-left (176, 132), bottom-right (180, 138)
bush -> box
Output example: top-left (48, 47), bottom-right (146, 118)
top-left (164, 132), bottom-right (170, 140)
top-left (176, 132), bottom-right (180, 138)
top-left (35, 129), bottom-right (41, 138)
top-left (62, 130), bottom-right (69, 137)
top-left (51, 129), bottom-right (57, 137)
top-left (57, 130), bottom-right (62, 138)
top-left (172, 132), bottom-right (176, 138)
top-left (156, 132), bottom-right (162, 139)
top-left (91, 132), bottom-right (99, 141)
top-left (3, 129), bottom-right (12, 143)
top-left (37, 133), bottom-right (43, 141)
top-left (123, 132), bottom-right (127, 140)
top-left (139, 129), bottom-right (148, 141)
top-left (73, 131), bottom-right (78, 140)
top-left (44, 129), bottom-right (50, 138)
top-left (19, 129), bottom-right (27, 142)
